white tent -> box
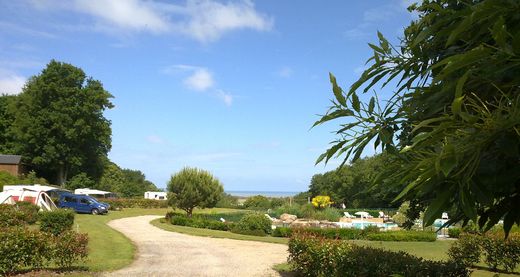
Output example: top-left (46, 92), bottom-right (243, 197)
top-left (0, 192), bottom-right (15, 205)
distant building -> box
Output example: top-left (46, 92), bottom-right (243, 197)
top-left (0, 154), bottom-right (23, 176)
top-left (144, 191), bottom-right (167, 200)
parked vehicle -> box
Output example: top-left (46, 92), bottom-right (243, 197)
top-left (58, 193), bottom-right (110, 215)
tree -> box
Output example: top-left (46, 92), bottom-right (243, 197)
top-left (66, 173), bottom-right (96, 191)
top-left (9, 60), bottom-right (113, 185)
top-left (0, 95), bottom-right (18, 154)
top-left (314, 0), bottom-right (520, 234)
top-left (167, 167), bottom-right (223, 217)
top-left (309, 154), bottom-right (401, 208)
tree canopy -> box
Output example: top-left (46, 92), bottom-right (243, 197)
top-left (167, 167), bottom-right (223, 217)
top-left (309, 154), bottom-right (402, 208)
top-left (314, 0), bottom-right (520, 234)
top-left (8, 60), bottom-right (113, 185)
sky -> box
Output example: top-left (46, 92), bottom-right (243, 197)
top-left (0, 0), bottom-right (416, 192)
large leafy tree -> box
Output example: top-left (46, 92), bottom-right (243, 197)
top-left (0, 95), bottom-right (18, 154)
top-left (315, 0), bottom-right (520, 234)
top-left (309, 154), bottom-right (401, 208)
top-left (9, 60), bottom-right (113, 185)
top-left (167, 167), bottom-right (223, 217)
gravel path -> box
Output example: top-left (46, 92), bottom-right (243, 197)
top-left (104, 215), bottom-right (288, 277)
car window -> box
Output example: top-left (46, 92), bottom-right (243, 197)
top-left (80, 198), bottom-right (91, 204)
top-left (63, 196), bottom-right (75, 202)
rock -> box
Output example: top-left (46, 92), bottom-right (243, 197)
top-left (339, 217), bottom-right (352, 223)
top-left (280, 213), bottom-right (297, 223)
top-left (290, 219), bottom-right (310, 228)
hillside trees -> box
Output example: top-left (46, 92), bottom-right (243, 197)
top-left (167, 167), bottom-right (223, 217)
top-left (9, 60), bottom-right (113, 185)
top-left (314, 0), bottom-right (520, 234)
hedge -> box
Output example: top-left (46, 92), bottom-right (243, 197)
top-left (273, 227), bottom-right (436, 242)
top-left (288, 232), bottom-right (469, 277)
top-left (169, 214), bottom-right (232, 231)
top-left (448, 232), bottom-right (520, 273)
top-left (103, 198), bottom-right (169, 209)
top-left (39, 209), bottom-right (75, 236)
top-left (0, 227), bottom-right (88, 275)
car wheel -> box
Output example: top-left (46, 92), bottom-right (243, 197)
top-left (91, 208), bottom-right (99, 215)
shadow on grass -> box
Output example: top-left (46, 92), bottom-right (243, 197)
top-left (471, 265), bottom-right (520, 276)
top-left (13, 266), bottom-right (92, 276)
top-left (273, 262), bottom-right (297, 277)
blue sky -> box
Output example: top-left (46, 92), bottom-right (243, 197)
top-left (0, 0), bottom-right (415, 191)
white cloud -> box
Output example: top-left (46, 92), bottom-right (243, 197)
top-left (184, 68), bottom-right (214, 91)
top-left (177, 0), bottom-right (273, 42)
top-left (216, 90), bottom-right (233, 106)
top-left (26, 0), bottom-right (273, 42)
top-left (73, 0), bottom-right (169, 33)
top-left (0, 68), bottom-right (27, 95)
top-left (276, 66), bottom-right (293, 78)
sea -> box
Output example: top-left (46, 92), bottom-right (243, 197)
top-left (225, 191), bottom-right (300, 198)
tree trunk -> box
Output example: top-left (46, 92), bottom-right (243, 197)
top-left (57, 165), bottom-right (68, 187)
top-left (186, 207), bottom-right (193, 218)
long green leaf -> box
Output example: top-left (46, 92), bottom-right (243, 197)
top-left (423, 189), bottom-right (452, 226)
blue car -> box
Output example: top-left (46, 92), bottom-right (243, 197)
top-left (58, 193), bottom-right (110, 215)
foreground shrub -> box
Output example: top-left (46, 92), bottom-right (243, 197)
top-left (0, 227), bottom-right (51, 275)
top-left (231, 213), bottom-right (272, 236)
top-left (0, 204), bottom-right (25, 227)
top-left (16, 202), bottom-right (40, 224)
top-left (52, 230), bottom-right (89, 268)
top-left (481, 233), bottom-right (520, 272)
top-left (288, 232), bottom-right (469, 277)
top-left (447, 234), bottom-right (481, 267)
top-left (39, 209), bottom-right (75, 235)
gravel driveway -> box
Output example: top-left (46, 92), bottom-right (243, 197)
top-left (104, 215), bottom-right (288, 277)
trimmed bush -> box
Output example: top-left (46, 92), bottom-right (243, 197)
top-left (16, 202), bottom-right (40, 224)
top-left (288, 232), bottom-right (469, 277)
top-left (0, 227), bottom-right (88, 274)
top-left (0, 227), bottom-right (51, 275)
top-left (448, 233), bottom-right (481, 267)
top-left (366, 230), bottom-right (437, 242)
top-left (52, 230), bottom-right (89, 268)
top-left (0, 204), bottom-right (25, 227)
top-left (272, 227), bottom-right (435, 242)
top-left (231, 213), bottom-right (272, 236)
top-left (481, 233), bottom-right (520, 272)
top-left (169, 215), bottom-right (231, 231)
top-left (39, 209), bottom-right (75, 235)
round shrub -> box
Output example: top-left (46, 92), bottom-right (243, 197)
top-left (447, 234), bottom-right (481, 267)
top-left (39, 209), bottom-right (75, 236)
top-left (232, 213), bottom-right (272, 236)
